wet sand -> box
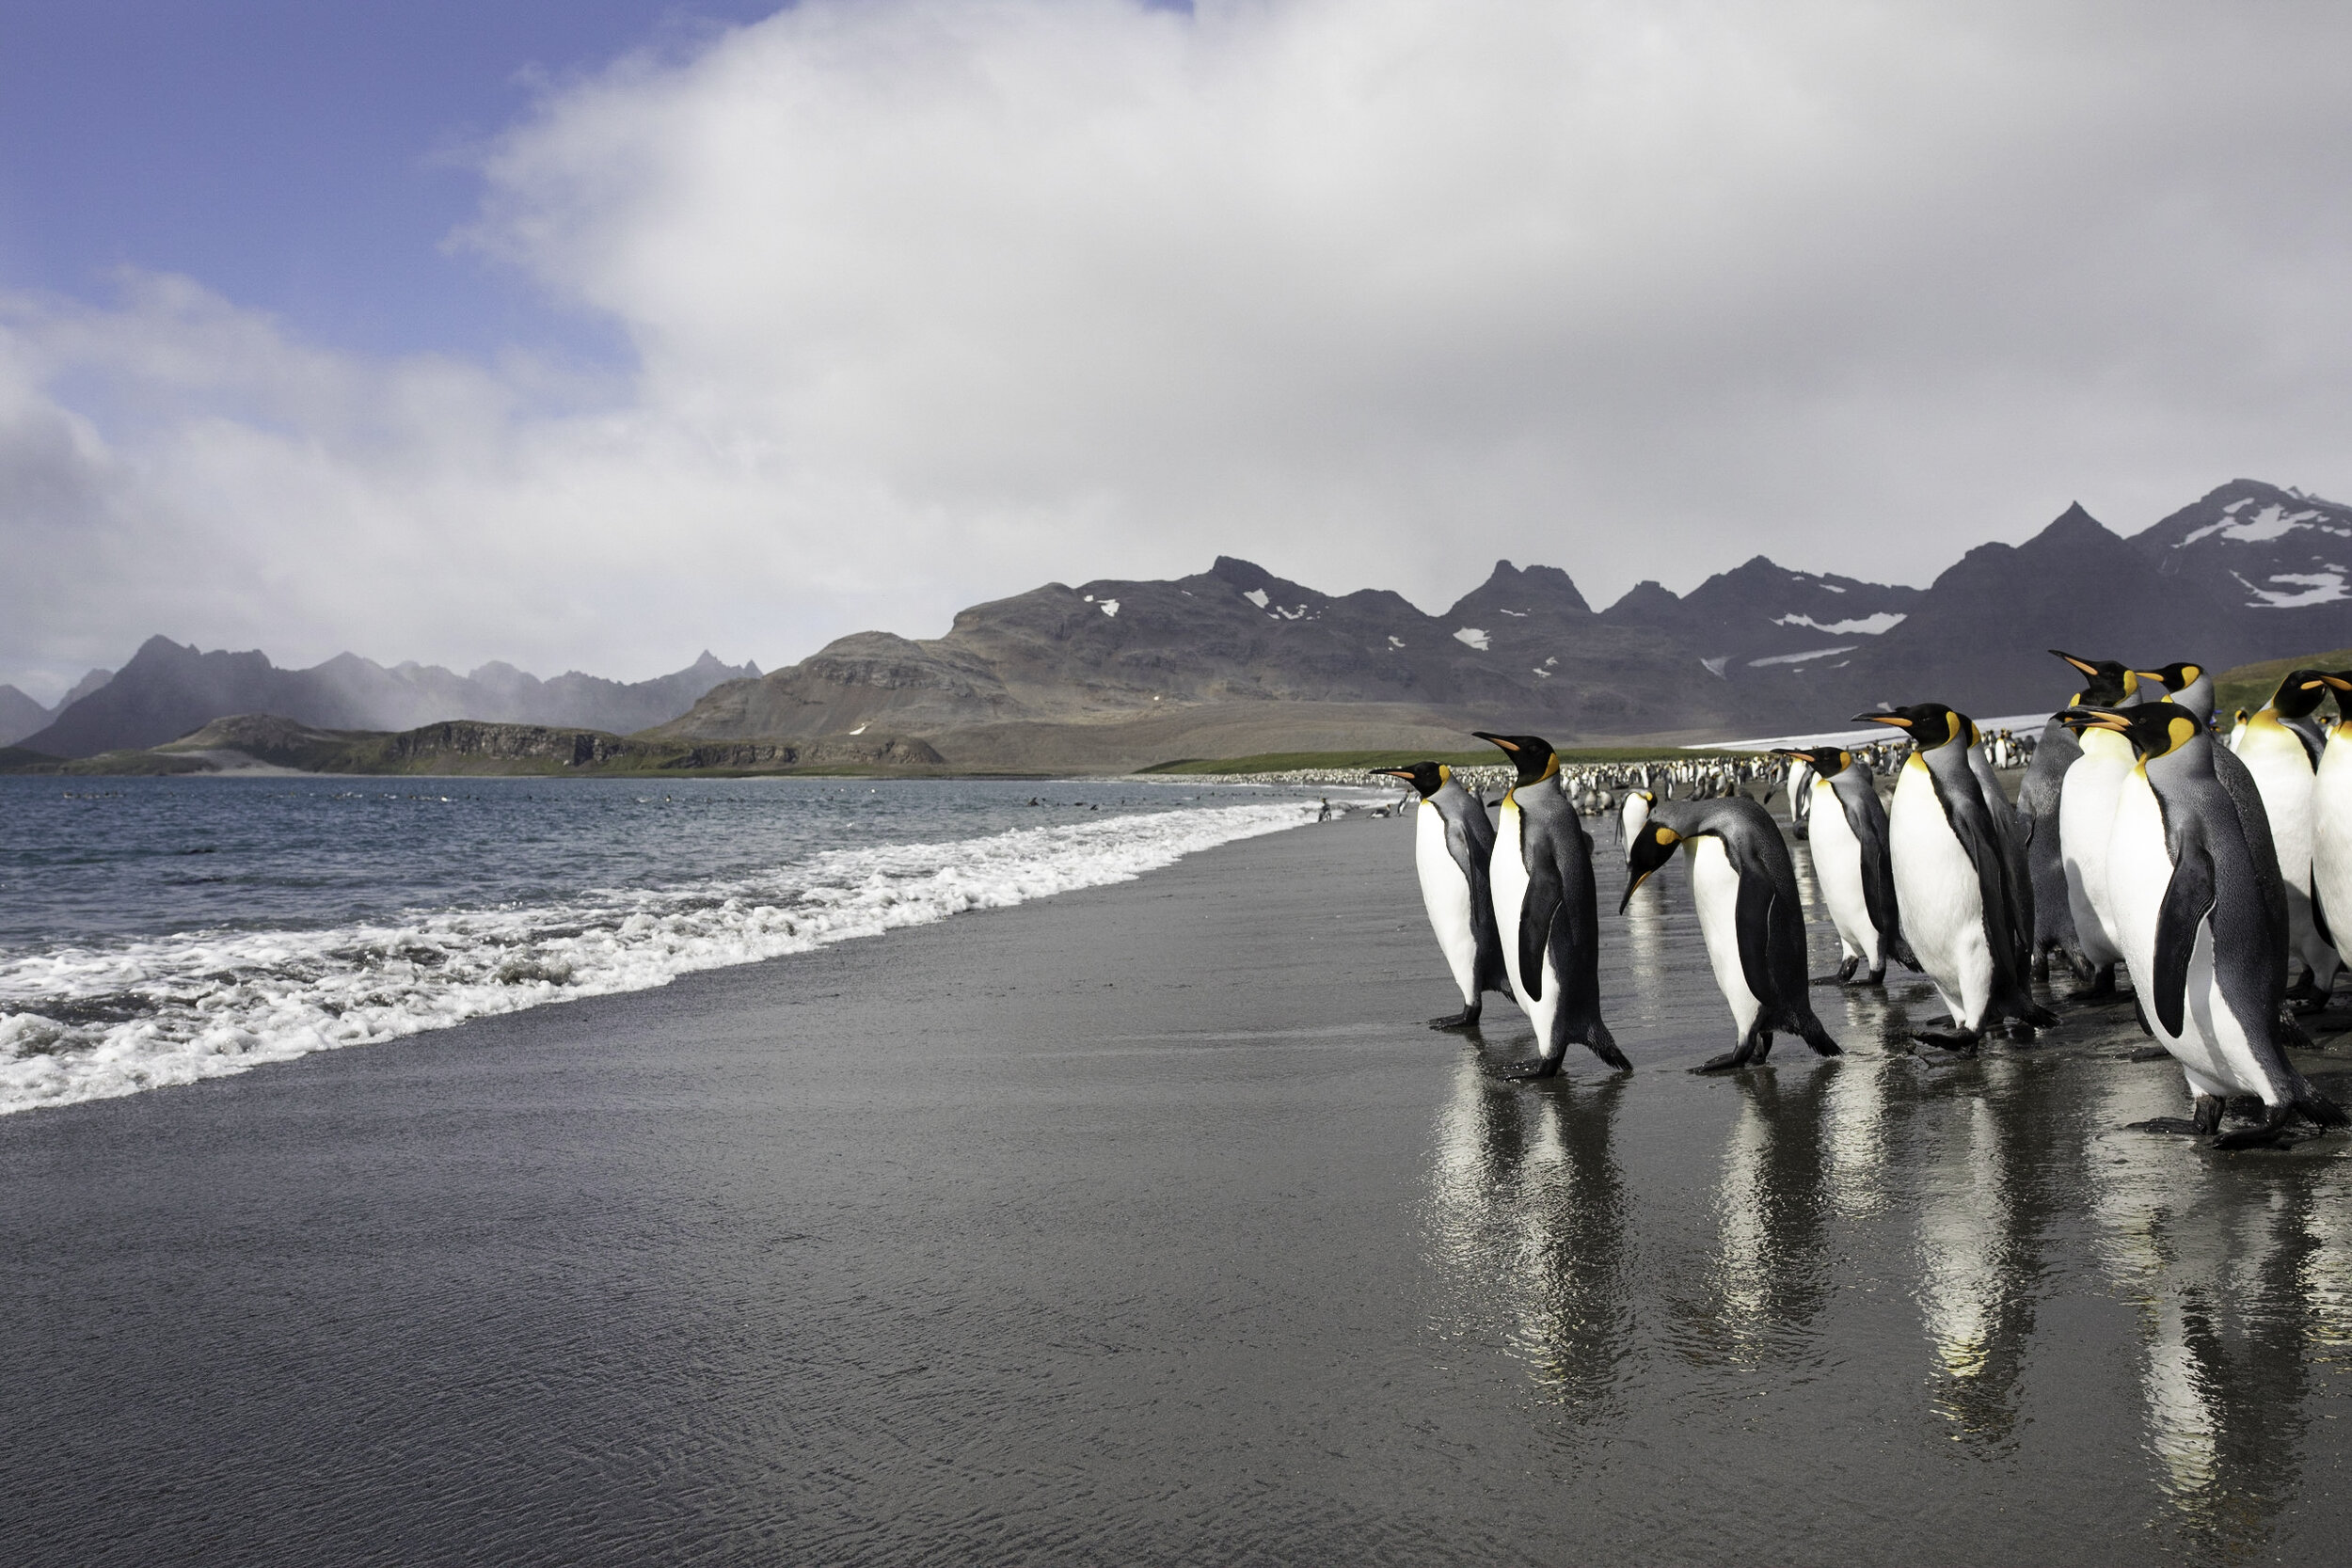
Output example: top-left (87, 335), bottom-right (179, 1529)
top-left (6, 814), bottom-right (2352, 1564)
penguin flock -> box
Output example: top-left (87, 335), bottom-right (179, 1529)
top-left (1372, 648), bottom-right (2352, 1151)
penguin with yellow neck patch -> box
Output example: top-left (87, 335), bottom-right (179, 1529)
top-left (1859, 703), bottom-right (2055, 1051)
top-left (1473, 731), bottom-right (1627, 1078)
top-left (2073, 703), bottom-right (2344, 1148)
top-left (2015, 650), bottom-right (2133, 986)
top-left (1772, 745), bottom-right (1915, 984)
top-left (1621, 794), bottom-right (1841, 1072)
top-left (1369, 760), bottom-right (1507, 1029)
top-left (2232, 669), bottom-right (2342, 1006)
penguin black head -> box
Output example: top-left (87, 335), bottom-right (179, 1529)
top-left (1851, 704), bottom-right (1971, 750)
top-left (2311, 672), bottom-right (2352, 716)
top-left (2135, 661), bottom-right (2204, 697)
top-left (1619, 819), bottom-right (1682, 913)
top-left (2062, 705), bottom-right (2200, 762)
top-left (1370, 761), bottom-right (1448, 798)
top-left (1772, 745), bottom-right (1853, 778)
top-left (1472, 731), bottom-right (1560, 786)
top-left (2051, 650), bottom-right (2137, 706)
top-left (2270, 670), bottom-right (2337, 720)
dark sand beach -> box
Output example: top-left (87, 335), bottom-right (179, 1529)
top-left (8, 814), bottom-right (2352, 1564)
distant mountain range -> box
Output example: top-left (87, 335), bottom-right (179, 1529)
top-left (10, 641), bottom-right (758, 758)
top-left (649, 477), bottom-right (2352, 768)
top-left (0, 667), bottom-right (114, 748)
top-left (10, 477), bottom-right (2347, 771)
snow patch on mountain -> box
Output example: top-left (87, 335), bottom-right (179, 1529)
top-left (1454, 627), bottom-right (1490, 651)
top-left (1772, 611), bottom-right (1907, 636)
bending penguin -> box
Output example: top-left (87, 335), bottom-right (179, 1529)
top-left (2073, 704), bottom-right (2346, 1148)
top-left (1859, 703), bottom-right (2057, 1050)
top-left (1621, 794), bottom-right (1841, 1072)
top-left (1370, 761), bottom-right (1508, 1029)
top-left (1474, 731), bottom-right (1629, 1078)
top-left (1772, 745), bottom-right (1915, 984)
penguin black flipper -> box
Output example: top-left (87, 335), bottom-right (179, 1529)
top-left (1516, 854), bottom-right (1563, 1005)
top-left (2151, 832), bottom-right (2217, 1040)
top-left (1922, 763), bottom-right (2035, 998)
top-left (1845, 786), bottom-right (1917, 970)
top-left (2212, 741), bottom-right (2291, 958)
top-left (1443, 805), bottom-right (1509, 995)
top-left (1734, 871), bottom-right (1776, 1012)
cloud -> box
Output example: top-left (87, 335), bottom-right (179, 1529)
top-left (8, 0), bottom-right (2352, 697)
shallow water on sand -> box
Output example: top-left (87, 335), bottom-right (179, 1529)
top-left (5, 814), bottom-right (2349, 1564)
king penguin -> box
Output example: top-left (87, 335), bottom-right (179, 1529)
top-left (1859, 703), bottom-right (2056, 1050)
top-left (1621, 795), bottom-right (1841, 1072)
top-left (2016, 650), bottom-right (2134, 983)
top-left (1371, 761), bottom-right (1508, 1029)
top-left (1474, 731), bottom-right (1629, 1077)
top-left (1772, 745), bottom-right (1915, 983)
top-left (2076, 704), bottom-right (2346, 1148)
top-left (2233, 669), bottom-right (2341, 1006)
top-left (2055, 654), bottom-right (2146, 998)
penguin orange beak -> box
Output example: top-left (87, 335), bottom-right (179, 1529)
top-left (2317, 674), bottom-right (2352, 692)
top-left (1616, 874), bottom-right (1648, 914)
top-left (1471, 732), bottom-right (1518, 752)
top-left (2052, 650), bottom-right (2101, 677)
top-left (1369, 768), bottom-right (1414, 780)
top-left (2060, 706), bottom-right (2130, 732)
top-left (1853, 713), bottom-right (1910, 728)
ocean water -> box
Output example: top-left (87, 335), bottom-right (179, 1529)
top-left (0, 774), bottom-right (1339, 1114)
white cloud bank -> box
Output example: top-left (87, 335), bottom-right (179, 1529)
top-left (8, 0), bottom-right (2352, 697)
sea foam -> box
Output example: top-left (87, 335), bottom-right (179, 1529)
top-left (0, 800), bottom-right (1316, 1115)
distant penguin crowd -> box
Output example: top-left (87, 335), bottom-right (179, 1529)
top-left (1371, 648), bottom-right (2352, 1151)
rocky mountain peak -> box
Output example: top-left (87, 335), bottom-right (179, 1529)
top-left (1445, 560), bottom-right (1592, 621)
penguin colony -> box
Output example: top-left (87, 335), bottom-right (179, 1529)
top-left (1371, 649), bottom-right (2351, 1150)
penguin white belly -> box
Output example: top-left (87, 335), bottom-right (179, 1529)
top-left (1491, 802), bottom-right (1562, 1049)
top-left (1890, 761), bottom-right (1991, 1027)
top-left (2106, 774), bottom-right (2273, 1104)
top-left (1807, 779), bottom-right (1874, 966)
top-left (2060, 738), bottom-right (2133, 968)
top-left (2240, 723), bottom-right (2328, 978)
top-left (1415, 801), bottom-right (1481, 1006)
top-left (2311, 734), bottom-right (2352, 969)
top-left (1689, 836), bottom-right (1763, 1039)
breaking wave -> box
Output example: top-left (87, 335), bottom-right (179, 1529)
top-left (0, 800), bottom-right (1315, 1115)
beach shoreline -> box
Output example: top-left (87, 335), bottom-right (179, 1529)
top-left (7, 815), bottom-right (2351, 1565)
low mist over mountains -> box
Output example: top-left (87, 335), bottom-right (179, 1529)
top-left (9, 478), bottom-right (2348, 771)
top-left (11, 642), bottom-right (757, 758)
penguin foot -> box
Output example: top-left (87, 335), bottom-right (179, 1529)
top-left (1497, 1059), bottom-right (1560, 1082)
top-left (1691, 1051), bottom-right (1750, 1074)
top-left (1910, 1027), bottom-right (1980, 1055)
top-left (2074, 969), bottom-right (2122, 1003)
top-left (1426, 1009), bottom-right (1481, 1031)
top-left (2126, 1117), bottom-right (2205, 1135)
top-left (2120, 1045), bottom-right (2174, 1063)
top-left (2211, 1105), bottom-right (2298, 1151)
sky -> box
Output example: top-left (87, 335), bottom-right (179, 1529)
top-left (4, 0), bottom-right (2350, 702)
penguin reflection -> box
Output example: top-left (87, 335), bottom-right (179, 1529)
top-left (1910, 1056), bottom-right (2080, 1448)
top-left (1423, 1058), bottom-right (1631, 1409)
top-left (1689, 1066), bottom-right (1840, 1357)
top-left (2089, 1068), bottom-right (2350, 1554)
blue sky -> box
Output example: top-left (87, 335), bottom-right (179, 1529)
top-left (2, 1), bottom-right (2348, 701)
top-left (0, 1), bottom-right (780, 361)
